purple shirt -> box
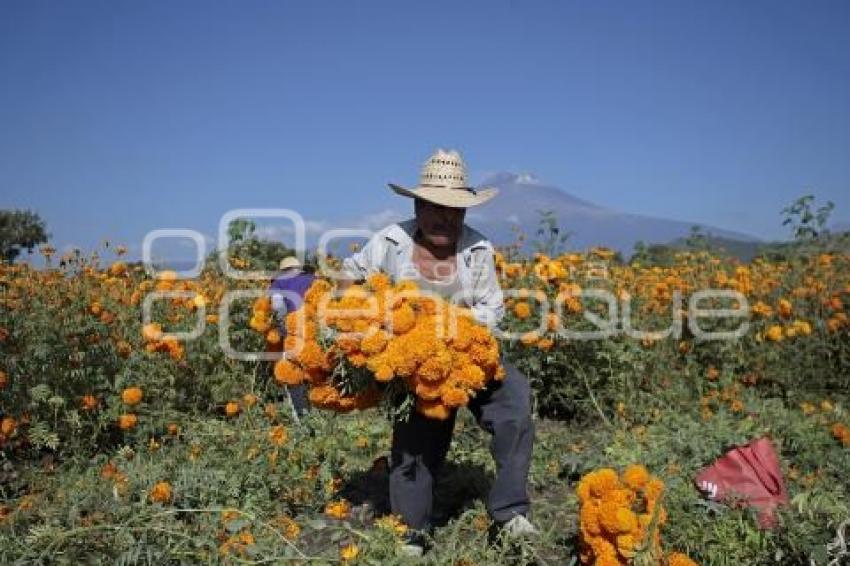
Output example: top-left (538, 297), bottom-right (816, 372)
top-left (269, 271), bottom-right (316, 317)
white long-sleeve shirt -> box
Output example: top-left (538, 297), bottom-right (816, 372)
top-left (341, 218), bottom-right (505, 328)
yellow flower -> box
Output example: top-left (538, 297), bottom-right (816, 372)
top-left (340, 543), bottom-right (359, 562)
top-left (764, 325), bottom-right (783, 341)
top-left (792, 319), bottom-right (812, 336)
top-left (778, 298), bottom-right (792, 318)
top-left (375, 514), bottom-right (408, 536)
top-left (275, 515), bottom-right (301, 540)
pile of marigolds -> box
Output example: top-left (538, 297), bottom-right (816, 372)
top-left (577, 465), bottom-right (697, 566)
top-left (261, 273), bottom-right (504, 420)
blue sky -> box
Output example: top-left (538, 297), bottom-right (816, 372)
top-left (2, 0), bottom-right (849, 262)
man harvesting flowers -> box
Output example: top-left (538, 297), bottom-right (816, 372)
top-left (339, 149), bottom-right (536, 555)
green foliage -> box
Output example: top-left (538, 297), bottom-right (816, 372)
top-left (533, 209), bottom-right (571, 257)
top-left (2, 198), bottom-right (850, 563)
top-left (0, 209), bottom-right (49, 263)
top-left (205, 218), bottom-right (307, 275)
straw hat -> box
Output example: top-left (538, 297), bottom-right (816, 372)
top-left (388, 148), bottom-right (498, 208)
top-left (279, 256), bottom-right (302, 270)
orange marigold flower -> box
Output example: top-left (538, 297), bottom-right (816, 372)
top-left (118, 414), bottom-right (138, 430)
top-left (416, 399), bottom-right (452, 420)
top-left (101, 461), bottom-right (119, 479)
top-left (268, 425), bottom-right (288, 446)
top-left (149, 481), bottom-right (173, 504)
top-left (275, 515), bottom-right (301, 540)
top-left (390, 303), bottom-right (417, 334)
top-left (367, 272), bottom-right (391, 292)
top-left (765, 325), bottom-right (783, 341)
top-left (309, 385), bottom-right (339, 406)
top-left (274, 359), bottom-right (305, 386)
top-left (121, 386), bottom-right (143, 406)
top-left (833, 423), bottom-right (850, 446)
top-left (360, 329), bottom-right (388, 354)
top-left (616, 533), bottom-right (638, 558)
top-left (622, 464), bottom-right (650, 490)
top-left (324, 500), bottom-right (350, 519)
top-left (81, 394), bottom-right (99, 411)
top-left (598, 500), bottom-right (633, 535)
top-left (374, 365), bottom-right (394, 382)
top-left (415, 382), bottom-right (443, 401)
top-left (513, 301), bottom-right (532, 319)
top-left (0, 417), bottom-right (17, 436)
top-left (296, 340), bottom-right (329, 371)
top-left (579, 500), bottom-right (601, 536)
top-left (441, 386), bottom-right (470, 408)
top-left (224, 401), bottom-right (240, 417)
top-left (266, 329), bottom-right (282, 345)
top-left (520, 331), bottom-right (539, 346)
top-left (644, 477), bottom-right (665, 502)
top-left (142, 323), bottom-right (162, 342)
top-left (778, 298), bottom-right (792, 319)
top-left (458, 365), bottom-right (486, 389)
top-left (586, 468), bottom-right (621, 499)
top-left (668, 552), bottom-right (700, 566)
top-left (417, 356), bottom-right (450, 383)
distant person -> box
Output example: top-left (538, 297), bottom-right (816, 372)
top-left (270, 256), bottom-right (315, 417)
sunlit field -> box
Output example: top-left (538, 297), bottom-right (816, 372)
top-left (1, 208), bottom-right (849, 565)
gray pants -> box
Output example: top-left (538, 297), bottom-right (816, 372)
top-left (389, 361), bottom-right (534, 531)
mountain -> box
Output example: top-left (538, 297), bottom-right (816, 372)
top-left (459, 172), bottom-right (762, 256)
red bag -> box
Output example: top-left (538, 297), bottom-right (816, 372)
top-left (694, 437), bottom-right (789, 529)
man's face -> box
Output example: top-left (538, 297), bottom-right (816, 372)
top-left (414, 199), bottom-right (466, 248)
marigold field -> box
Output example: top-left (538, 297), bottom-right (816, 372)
top-left (1, 234), bottom-right (849, 564)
